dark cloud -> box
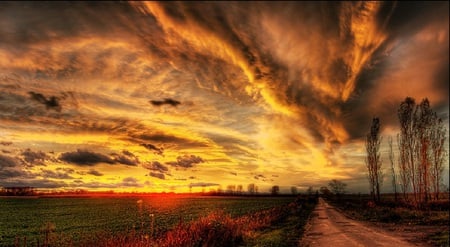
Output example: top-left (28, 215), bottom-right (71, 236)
top-left (0, 141), bottom-right (12, 146)
top-left (59, 149), bottom-right (115, 166)
top-left (140, 143), bottom-right (164, 156)
top-left (142, 161), bottom-right (168, 173)
top-left (60, 149), bottom-right (141, 166)
top-left (0, 155), bottom-right (35, 180)
top-left (70, 180), bottom-right (118, 189)
top-left (0, 154), bottom-right (18, 168)
top-left (189, 182), bottom-right (219, 187)
top-left (40, 169), bottom-right (74, 179)
top-left (87, 169), bottom-right (103, 176)
top-left (120, 177), bottom-right (141, 186)
top-left (56, 167), bottom-right (75, 174)
top-left (135, 133), bottom-right (210, 149)
top-left (149, 98), bottom-right (181, 107)
top-left (28, 92), bottom-right (62, 112)
top-left (166, 154), bottom-right (204, 168)
top-left (384, 1), bottom-right (448, 38)
top-left (111, 150), bottom-right (139, 166)
top-left (21, 149), bottom-right (50, 166)
top-left (149, 172), bottom-right (165, 180)
top-left (0, 179), bottom-right (67, 189)
top-left (0, 169), bottom-right (28, 179)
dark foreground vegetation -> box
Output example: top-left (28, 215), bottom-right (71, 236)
top-left (325, 193), bottom-right (449, 247)
top-left (6, 195), bottom-right (317, 247)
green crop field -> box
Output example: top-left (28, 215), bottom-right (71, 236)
top-left (0, 196), bottom-right (295, 246)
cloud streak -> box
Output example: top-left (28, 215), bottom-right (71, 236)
top-left (0, 2), bottom-right (448, 192)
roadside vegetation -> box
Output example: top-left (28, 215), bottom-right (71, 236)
top-left (81, 195), bottom-right (317, 247)
top-left (324, 193), bottom-right (449, 247)
top-left (7, 195), bottom-right (317, 247)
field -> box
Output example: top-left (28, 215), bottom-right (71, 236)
top-left (0, 195), bottom-right (308, 246)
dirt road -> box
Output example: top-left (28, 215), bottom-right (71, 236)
top-left (300, 198), bottom-right (424, 247)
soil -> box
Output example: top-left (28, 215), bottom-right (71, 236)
top-left (300, 198), bottom-right (445, 247)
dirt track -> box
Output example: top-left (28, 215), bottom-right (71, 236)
top-left (300, 198), bottom-right (425, 247)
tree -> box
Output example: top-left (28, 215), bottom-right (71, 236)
top-left (415, 99), bottom-right (433, 203)
top-left (328, 180), bottom-right (347, 196)
top-left (429, 113), bottom-right (446, 200)
top-left (247, 183), bottom-right (256, 194)
top-left (236, 185), bottom-right (243, 194)
top-left (397, 97), bottom-right (448, 205)
top-left (306, 186), bottom-right (314, 196)
top-left (398, 97), bottom-right (417, 203)
top-left (388, 136), bottom-right (398, 202)
top-left (226, 185), bottom-right (236, 194)
top-left (319, 186), bottom-right (332, 197)
top-left (365, 117), bottom-right (383, 203)
top-left (290, 186), bottom-right (298, 195)
top-left (271, 185), bottom-right (280, 195)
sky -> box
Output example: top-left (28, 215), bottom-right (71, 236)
top-left (0, 1), bottom-right (448, 194)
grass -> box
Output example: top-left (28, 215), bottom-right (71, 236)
top-left (80, 198), bottom-right (317, 247)
top-left (0, 196), bottom-right (294, 245)
top-left (244, 197), bottom-right (317, 247)
top-left (5, 196), bottom-right (317, 247)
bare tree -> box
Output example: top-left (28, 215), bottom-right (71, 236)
top-left (429, 112), bottom-right (446, 200)
top-left (415, 99), bottom-right (433, 203)
top-left (328, 179), bottom-right (347, 196)
top-left (398, 97), bottom-right (417, 203)
top-left (388, 136), bottom-right (398, 202)
top-left (397, 132), bottom-right (410, 202)
top-left (397, 97), bottom-right (448, 205)
top-left (365, 117), bottom-right (382, 203)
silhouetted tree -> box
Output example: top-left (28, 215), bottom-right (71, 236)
top-left (319, 186), bottom-right (332, 197)
top-left (226, 185), bottom-right (236, 194)
top-left (328, 180), bottom-right (347, 196)
top-left (271, 185), bottom-right (280, 195)
top-left (290, 186), bottom-right (298, 195)
top-left (365, 117), bottom-right (382, 203)
top-left (388, 136), bottom-right (398, 202)
top-left (236, 185), bottom-right (243, 194)
top-left (306, 186), bottom-right (314, 196)
top-left (247, 183), bottom-right (256, 194)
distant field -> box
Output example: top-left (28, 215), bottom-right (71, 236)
top-left (0, 196), bottom-right (295, 245)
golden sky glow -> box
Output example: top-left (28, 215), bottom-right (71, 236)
top-left (0, 2), bottom-right (448, 193)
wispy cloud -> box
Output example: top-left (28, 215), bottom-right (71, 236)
top-left (0, 2), bottom-right (447, 192)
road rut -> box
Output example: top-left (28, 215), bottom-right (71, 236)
top-left (300, 198), bottom-right (424, 247)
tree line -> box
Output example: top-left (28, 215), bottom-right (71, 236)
top-left (366, 97), bottom-right (447, 207)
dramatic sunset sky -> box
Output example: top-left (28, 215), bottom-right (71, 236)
top-left (0, 2), bottom-right (448, 193)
